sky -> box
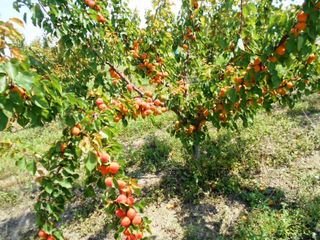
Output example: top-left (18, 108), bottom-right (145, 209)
top-left (0, 0), bottom-right (303, 44)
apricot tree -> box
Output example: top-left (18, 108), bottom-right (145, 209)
top-left (0, 0), bottom-right (319, 239)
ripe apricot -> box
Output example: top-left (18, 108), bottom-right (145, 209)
top-left (194, 1), bottom-right (199, 9)
top-left (307, 54), bottom-right (317, 64)
top-left (145, 91), bottom-right (153, 98)
top-left (182, 44), bottom-right (189, 50)
top-left (203, 109), bottom-right (209, 117)
top-left (132, 215), bottom-right (142, 226)
top-left (161, 107), bottom-right (168, 113)
top-left (234, 77), bottom-right (244, 84)
top-left (257, 97), bottom-right (264, 104)
top-left (115, 209), bottom-right (126, 218)
top-left (296, 22), bottom-right (307, 31)
top-left (94, 5), bottom-right (101, 11)
top-left (85, 0), bottom-right (96, 8)
top-left (154, 99), bottom-right (162, 106)
top-left (116, 194), bottom-right (127, 204)
top-left (71, 126), bottom-right (81, 136)
top-left (100, 152), bottom-right (110, 163)
top-left (38, 230), bottom-right (48, 239)
top-left (11, 85), bottom-right (26, 97)
top-left (219, 87), bottom-right (228, 97)
top-left (136, 233), bottom-right (143, 239)
top-left (127, 208), bottom-right (137, 220)
top-left (117, 180), bottom-right (127, 189)
top-left (276, 45), bottom-right (286, 56)
top-left (124, 229), bottom-right (131, 236)
top-left (219, 113), bottom-right (227, 122)
top-left (247, 99), bottom-right (254, 106)
top-left (254, 57), bottom-right (261, 65)
top-left (60, 143), bottom-right (68, 153)
top-left (98, 103), bottom-right (107, 111)
top-left (132, 51), bottom-right (139, 59)
top-left (127, 196), bottom-right (135, 206)
top-left (140, 53), bottom-right (148, 59)
top-left (47, 236), bottom-right (56, 240)
top-left (127, 84), bottom-right (134, 92)
top-left (225, 65), bottom-right (235, 74)
top-left (98, 165), bottom-right (110, 175)
top-left (253, 64), bottom-right (261, 72)
top-left (97, 14), bottom-right (107, 24)
top-left (109, 162), bottom-right (120, 174)
top-left (297, 11), bottom-right (308, 22)
top-left (112, 79), bottom-right (119, 85)
top-left (187, 125), bottom-right (196, 135)
top-left (114, 114), bottom-right (122, 123)
top-left (267, 56), bottom-right (277, 62)
top-left (96, 98), bottom-right (104, 106)
top-left (121, 217), bottom-right (131, 227)
top-left (109, 68), bottom-right (121, 79)
top-left (277, 88), bottom-right (287, 96)
top-left (234, 102), bottom-right (240, 109)
top-left (286, 81), bottom-right (294, 89)
top-left (290, 27), bottom-right (300, 37)
top-left (105, 177), bottom-right (113, 187)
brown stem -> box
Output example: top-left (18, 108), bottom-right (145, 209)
top-left (104, 60), bottom-right (144, 97)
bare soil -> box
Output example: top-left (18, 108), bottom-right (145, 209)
top-left (1, 150), bottom-right (320, 240)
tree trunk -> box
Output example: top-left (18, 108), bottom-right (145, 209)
top-left (193, 144), bottom-right (201, 161)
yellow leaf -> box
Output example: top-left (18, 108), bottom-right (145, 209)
top-left (9, 18), bottom-right (24, 28)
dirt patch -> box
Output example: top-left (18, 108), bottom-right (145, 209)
top-left (255, 151), bottom-right (320, 199)
top-left (1, 152), bottom-right (320, 239)
top-left (0, 199), bottom-right (35, 240)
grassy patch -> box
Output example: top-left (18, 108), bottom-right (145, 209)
top-left (0, 190), bottom-right (18, 208)
top-left (0, 122), bottom-right (62, 191)
top-left (234, 206), bottom-right (307, 240)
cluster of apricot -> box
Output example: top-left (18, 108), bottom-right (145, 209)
top-left (115, 96), bottom-right (167, 122)
top-left (172, 79), bottom-right (189, 95)
top-left (248, 57), bottom-right (268, 73)
top-left (175, 107), bottom-right (210, 135)
top-left (109, 67), bottom-right (122, 85)
top-left (130, 41), bottom-right (168, 85)
top-left (38, 230), bottom-right (55, 240)
top-left (291, 11), bottom-right (309, 36)
top-left (183, 27), bottom-right (196, 42)
top-left (97, 153), bottom-right (144, 239)
top-left (96, 151), bottom-right (120, 176)
top-left (115, 206), bottom-right (144, 240)
top-left (84, 0), bottom-right (107, 23)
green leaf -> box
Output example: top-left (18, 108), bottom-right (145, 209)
top-left (3, 62), bottom-right (18, 80)
top-left (0, 110), bottom-right (8, 131)
top-left (32, 95), bottom-right (50, 109)
top-left (85, 151), bottom-right (98, 172)
top-left (15, 72), bottom-right (34, 91)
top-left (16, 157), bottom-right (27, 169)
top-left (237, 38), bottom-right (245, 51)
top-left (44, 181), bottom-right (54, 194)
top-left (84, 185), bottom-right (96, 197)
top-left (27, 160), bottom-right (37, 175)
top-left (0, 74), bottom-right (7, 93)
top-left (55, 178), bottom-right (73, 189)
top-left (297, 36), bottom-right (304, 52)
top-left (227, 88), bottom-right (237, 103)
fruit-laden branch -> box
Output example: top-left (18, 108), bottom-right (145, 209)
top-left (104, 60), bottom-right (144, 97)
